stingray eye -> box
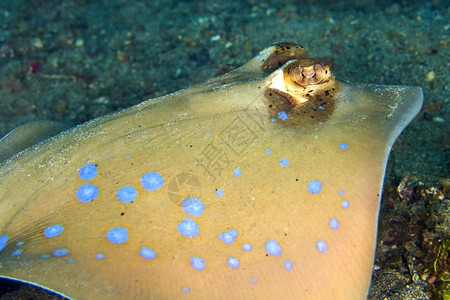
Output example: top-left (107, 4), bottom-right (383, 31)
top-left (266, 58), bottom-right (335, 106)
top-left (290, 63), bottom-right (328, 86)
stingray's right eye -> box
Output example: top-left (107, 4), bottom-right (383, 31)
top-left (288, 62), bottom-right (329, 86)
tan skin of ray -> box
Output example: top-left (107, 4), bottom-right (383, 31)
top-left (0, 43), bottom-right (422, 299)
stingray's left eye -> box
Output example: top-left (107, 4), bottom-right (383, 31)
top-left (289, 63), bottom-right (328, 86)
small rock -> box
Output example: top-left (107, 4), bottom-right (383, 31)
top-left (210, 35), bottom-right (220, 42)
top-left (424, 71), bottom-right (435, 82)
top-left (432, 116), bottom-right (445, 123)
top-left (75, 38), bottom-right (84, 47)
top-left (33, 37), bottom-right (43, 49)
top-left (116, 50), bottom-right (127, 62)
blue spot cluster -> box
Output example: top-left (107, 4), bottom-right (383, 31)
top-left (116, 185), bottom-right (137, 203)
top-left (53, 248), bottom-right (70, 257)
top-left (279, 158), bottom-right (290, 167)
top-left (190, 256), bottom-right (206, 270)
top-left (74, 161), bottom-right (354, 289)
top-left (307, 179), bottom-right (322, 194)
top-left (178, 189), bottom-right (203, 239)
top-left (310, 183), bottom-right (353, 254)
top-left (265, 240), bottom-right (282, 256)
top-left (277, 111), bottom-right (289, 120)
top-left (227, 256), bottom-right (239, 269)
top-left (177, 218), bottom-right (200, 238)
top-left (182, 197), bottom-right (205, 217)
top-left (219, 229), bottom-right (238, 245)
top-left (140, 247), bottom-right (157, 260)
top-left (78, 163), bottom-right (98, 180)
top-left (76, 162), bottom-right (99, 203)
top-left (43, 224), bottom-right (64, 238)
top-left (141, 172), bottom-right (164, 191)
top-left (76, 184), bottom-right (99, 203)
top-left (106, 227), bottom-right (129, 244)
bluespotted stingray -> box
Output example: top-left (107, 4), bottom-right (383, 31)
top-left (0, 43), bottom-right (423, 299)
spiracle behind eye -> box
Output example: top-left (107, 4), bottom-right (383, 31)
top-left (290, 63), bottom-right (328, 85)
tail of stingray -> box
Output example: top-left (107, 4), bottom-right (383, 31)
top-left (0, 43), bottom-right (423, 299)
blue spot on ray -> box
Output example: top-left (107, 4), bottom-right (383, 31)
top-left (233, 168), bottom-right (242, 177)
top-left (41, 254), bottom-right (50, 259)
top-left (266, 148), bottom-right (271, 154)
top-left (339, 143), bottom-right (349, 150)
top-left (183, 287), bottom-right (191, 294)
top-left (140, 247), bottom-right (157, 260)
top-left (280, 158), bottom-right (289, 167)
top-left (96, 253), bottom-right (105, 260)
top-left (44, 224), bottom-right (64, 238)
top-left (141, 172), bottom-right (164, 191)
top-left (67, 258), bottom-right (75, 264)
top-left (219, 229), bottom-right (238, 245)
top-left (76, 184), bottom-right (99, 203)
top-left (78, 163), bottom-right (98, 180)
top-left (227, 257), bottom-right (239, 269)
top-left (10, 249), bottom-right (23, 257)
top-left (329, 218), bottom-right (340, 230)
top-left (53, 248), bottom-right (70, 257)
top-left (216, 188), bottom-right (224, 197)
top-left (116, 185), bottom-right (137, 203)
top-left (15, 241), bottom-right (24, 247)
top-left (190, 256), bottom-right (206, 270)
top-left (285, 260), bottom-right (293, 271)
top-left (243, 243), bottom-right (253, 251)
top-left (265, 239), bottom-right (282, 256)
top-left (316, 240), bottom-right (328, 253)
top-left (0, 234), bottom-right (9, 252)
top-left (341, 200), bottom-right (350, 208)
top-left (182, 197), bottom-right (205, 217)
top-left (339, 188), bottom-right (345, 196)
top-left (307, 180), bottom-right (322, 194)
top-left (177, 218), bottom-right (199, 238)
top-left (278, 111), bottom-right (288, 120)
top-left (106, 227), bottom-right (129, 244)
top-left (251, 278), bottom-right (258, 284)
